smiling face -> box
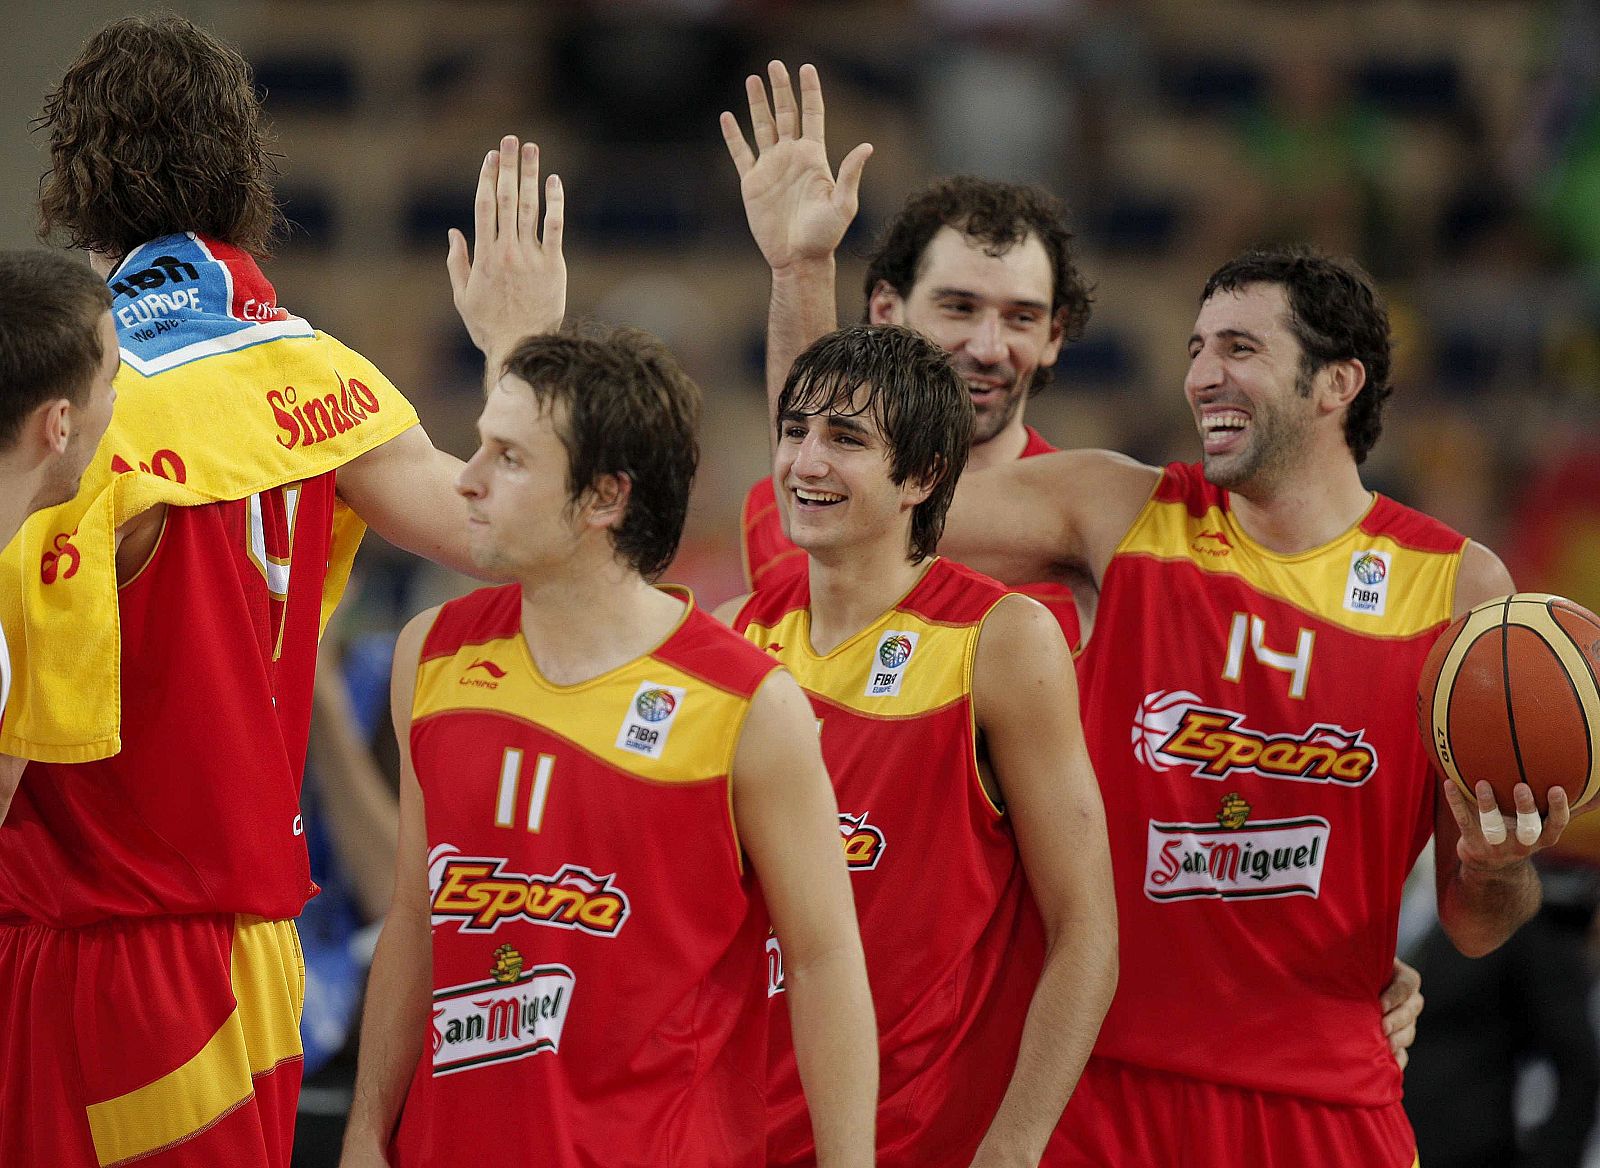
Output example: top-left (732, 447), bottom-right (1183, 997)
top-left (773, 384), bottom-right (932, 560)
top-left (870, 226), bottom-right (1063, 451)
top-left (1184, 283), bottom-right (1320, 495)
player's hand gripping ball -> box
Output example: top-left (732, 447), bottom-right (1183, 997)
top-left (1417, 593), bottom-right (1600, 816)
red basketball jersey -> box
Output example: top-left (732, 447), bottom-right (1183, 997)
top-left (393, 585), bottom-right (781, 1168)
top-left (741, 426), bottom-right (1082, 651)
top-left (0, 478), bottom-right (338, 925)
top-left (1076, 462), bottom-right (1465, 1106)
top-left (735, 559), bottom-right (1046, 1167)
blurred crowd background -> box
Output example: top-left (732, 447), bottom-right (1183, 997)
top-left (9, 1), bottom-right (1600, 1164)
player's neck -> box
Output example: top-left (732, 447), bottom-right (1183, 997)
top-left (965, 419), bottom-right (1028, 473)
top-left (805, 537), bottom-right (934, 656)
top-left (0, 454), bottom-right (50, 550)
top-left (1228, 455), bottom-right (1372, 555)
top-left (516, 565), bottom-right (687, 686)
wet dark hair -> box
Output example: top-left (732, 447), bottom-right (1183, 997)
top-left (0, 250), bottom-right (111, 447)
top-left (501, 328), bottom-right (700, 580)
top-left (1203, 246), bottom-right (1392, 463)
top-left (38, 14), bottom-right (282, 259)
top-left (862, 175), bottom-right (1093, 393)
top-left (777, 324), bottom-right (972, 562)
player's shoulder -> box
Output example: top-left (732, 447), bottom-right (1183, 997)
top-left (419, 583), bottom-right (522, 661)
top-left (902, 557), bottom-right (1012, 623)
top-left (653, 601), bottom-right (783, 701)
top-left (1452, 540), bottom-right (1514, 617)
top-left (1363, 493), bottom-right (1470, 556)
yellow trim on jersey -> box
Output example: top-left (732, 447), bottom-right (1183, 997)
top-left (1118, 493), bottom-right (1460, 637)
top-left (85, 917), bottom-right (304, 1167)
top-left (414, 635), bottom-right (752, 787)
top-left (742, 607), bottom-right (980, 720)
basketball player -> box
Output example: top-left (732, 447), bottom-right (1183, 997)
top-left (722, 58), bottom-right (1425, 1074)
top-left (0, 250), bottom-right (118, 717)
top-left (0, 16), bottom-right (560, 1167)
top-left (933, 247), bottom-right (1568, 1164)
top-left (722, 64), bottom-right (1094, 647)
top-left (340, 330), bottom-right (875, 1168)
top-left (717, 325), bottom-right (1117, 1168)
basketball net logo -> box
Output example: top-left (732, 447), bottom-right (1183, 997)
top-left (1133, 690), bottom-right (1378, 786)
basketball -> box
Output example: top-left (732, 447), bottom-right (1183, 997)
top-left (1417, 593), bottom-right (1600, 816)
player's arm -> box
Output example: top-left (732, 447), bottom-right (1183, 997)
top-left (339, 608), bottom-right (439, 1167)
top-left (1434, 541), bottom-right (1569, 957)
top-left (721, 62), bottom-right (872, 439)
top-left (338, 136), bottom-right (567, 578)
top-left (942, 448), bottom-right (1158, 591)
top-left (711, 593), bottom-right (751, 626)
top-left (969, 595), bottom-right (1117, 1166)
top-left (732, 669), bottom-right (876, 1168)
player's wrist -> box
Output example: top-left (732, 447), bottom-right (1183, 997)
top-left (770, 253), bottom-right (836, 281)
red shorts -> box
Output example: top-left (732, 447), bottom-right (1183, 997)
top-left (0, 913), bottom-right (304, 1167)
top-left (1047, 1056), bottom-right (1417, 1168)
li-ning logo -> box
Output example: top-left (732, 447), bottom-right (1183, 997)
top-left (430, 854), bottom-right (630, 937)
top-left (268, 371), bottom-right (381, 450)
top-left (1132, 691), bottom-right (1378, 787)
top-left (430, 947), bottom-right (574, 1077)
top-left (839, 812), bottom-right (886, 870)
top-left (1190, 528), bottom-right (1233, 559)
top-left (460, 659), bottom-right (507, 690)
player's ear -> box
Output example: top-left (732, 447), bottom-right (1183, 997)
top-left (867, 281), bottom-right (905, 326)
top-left (584, 471), bottom-right (632, 531)
top-left (32, 398), bottom-right (73, 456)
top-left (902, 455), bottom-right (943, 507)
top-left (1319, 358), bottom-right (1366, 412)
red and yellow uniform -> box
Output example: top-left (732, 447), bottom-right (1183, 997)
top-left (740, 426), bottom-right (1082, 650)
top-left (0, 234), bottom-right (414, 1168)
top-left (1053, 462), bottom-right (1464, 1166)
top-left (393, 584), bottom-right (781, 1168)
top-left (734, 558), bottom-right (1045, 1168)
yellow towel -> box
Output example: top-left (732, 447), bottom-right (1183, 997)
top-left (0, 330), bottom-right (418, 762)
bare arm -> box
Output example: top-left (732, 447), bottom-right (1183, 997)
top-left (942, 448), bottom-right (1158, 590)
top-left (1434, 541), bottom-right (1568, 957)
top-left (711, 592), bottom-right (751, 626)
top-left (340, 610), bottom-right (438, 1167)
top-left (308, 646), bottom-right (400, 921)
top-left (733, 670), bottom-right (876, 1168)
top-left (721, 62), bottom-right (871, 438)
top-left (969, 595), bottom-right (1116, 1166)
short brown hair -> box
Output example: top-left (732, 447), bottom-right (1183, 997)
top-left (862, 176), bottom-right (1094, 394)
top-left (1202, 247), bottom-right (1393, 464)
top-left (0, 250), bottom-right (111, 447)
top-left (778, 325), bottom-right (972, 563)
top-left (501, 329), bottom-right (700, 580)
top-left (38, 14), bottom-right (282, 259)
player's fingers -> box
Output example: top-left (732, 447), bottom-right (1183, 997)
top-left (517, 142), bottom-right (540, 243)
top-left (446, 227), bottom-right (469, 297)
top-left (1543, 784), bottom-right (1572, 844)
top-left (768, 60), bottom-right (797, 140)
top-left (1475, 781), bottom-right (1508, 846)
top-left (720, 111), bottom-right (755, 178)
top-left (1394, 1047), bottom-right (1409, 1072)
top-left (1511, 783), bottom-right (1541, 846)
top-left (1379, 958), bottom-right (1420, 1014)
top-left (473, 149), bottom-right (497, 246)
top-left (1441, 780), bottom-right (1475, 833)
top-left (495, 135), bottom-right (520, 240)
top-left (745, 73), bottom-right (777, 149)
top-left (798, 62), bottom-right (825, 142)
top-left (541, 174), bottom-right (564, 254)
top-left (834, 142), bottom-right (874, 213)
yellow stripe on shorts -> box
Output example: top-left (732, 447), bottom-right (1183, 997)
top-left (85, 916), bottom-right (306, 1167)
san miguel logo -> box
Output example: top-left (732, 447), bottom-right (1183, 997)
top-left (430, 850), bottom-right (630, 937)
top-left (430, 944), bottom-right (574, 1077)
top-left (839, 812), bottom-right (885, 870)
top-left (268, 370), bottom-right (381, 450)
top-left (1132, 690), bottom-right (1377, 787)
top-left (1145, 796), bottom-right (1331, 903)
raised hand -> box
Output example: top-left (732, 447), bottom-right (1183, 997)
top-left (720, 62), bottom-right (872, 274)
top-left (446, 136), bottom-right (566, 373)
top-left (1444, 779), bottom-right (1570, 869)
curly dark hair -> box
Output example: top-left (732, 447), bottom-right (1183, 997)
top-left (37, 14), bottom-right (282, 259)
top-left (0, 250), bottom-right (111, 447)
top-left (861, 176), bottom-right (1093, 394)
top-left (777, 325), bottom-right (972, 563)
top-left (501, 328), bottom-right (701, 581)
top-left (1202, 247), bottom-right (1393, 464)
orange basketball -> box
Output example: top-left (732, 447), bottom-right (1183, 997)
top-left (1417, 593), bottom-right (1600, 816)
